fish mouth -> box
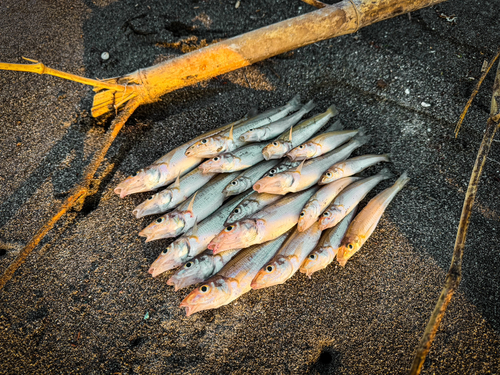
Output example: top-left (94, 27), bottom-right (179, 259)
top-left (180, 300), bottom-right (205, 317)
top-left (337, 258), bottom-right (347, 267)
top-left (262, 150), bottom-right (272, 160)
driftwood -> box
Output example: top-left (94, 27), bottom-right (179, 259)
top-left (409, 60), bottom-right (500, 374)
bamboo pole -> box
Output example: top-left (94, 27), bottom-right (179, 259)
top-left (409, 60), bottom-right (500, 375)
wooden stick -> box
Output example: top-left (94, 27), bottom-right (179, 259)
top-left (409, 60), bottom-right (500, 375)
top-left (301, 0), bottom-right (327, 9)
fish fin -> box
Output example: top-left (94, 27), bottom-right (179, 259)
top-left (377, 167), bottom-right (395, 180)
top-left (356, 126), bottom-right (367, 136)
top-left (173, 172), bottom-right (181, 189)
top-left (326, 104), bottom-right (339, 118)
top-left (228, 124), bottom-right (234, 141)
top-left (245, 107), bottom-right (259, 119)
top-left (301, 99), bottom-right (316, 113)
top-left (287, 94), bottom-right (302, 111)
top-left (295, 159), bottom-right (306, 174)
top-left (191, 220), bottom-right (199, 236)
top-left (288, 125), bottom-right (293, 142)
top-left (187, 192), bottom-right (198, 212)
top-left (353, 132), bottom-right (371, 147)
top-left (326, 119), bottom-right (344, 132)
top-left (395, 171), bottom-right (410, 189)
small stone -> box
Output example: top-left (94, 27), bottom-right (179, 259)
top-left (405, 89), bottom-right (410, 95)
top-left (101, 52), bottom-right (109, 61)
top-left (421, 102), bottom-right (431, 107)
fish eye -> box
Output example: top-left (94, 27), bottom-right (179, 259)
top-left (266, 265), bottom-right (274, 273)
top-left (231, 181), bottom-right (238, 185)
top-left (148, 196), bottom-right (154, 201)
top-left (200, 285), bottom-right (209, 293)
top-left (234, 208), bottom-right (241, 214)
top-left (323, 212), bottom-right (330, 217)
top-left (225, 225), bottom-right (234, 232)
top-left (201, 139), bottom-right (207, 144)
top-left (185, 262), bottom-right (192, 268)
top-left (326, 172), bottom-right (332, 178)
top-left (309, 254), bottom-right (317, 260)
top-left (213, 157), bottom-right (220, 161)
top-left (161, 249), bottom-right (168, 255)
top-left (249, 129), bottom-right (254, 131)
top-left (268, 173), bottom-right (274, 177)
top-left (272, 142), bottom-right (278, 146)
top-left (132, 171), bottom-right (139, 177)
top-left (300, 212), bottom-right (305, 217)
top-left (347, 244), bottom-right (353, 250)
top-left (156, 217), bottom-right (165, 224)
top-left (299, 145), bottom-right (304, 149)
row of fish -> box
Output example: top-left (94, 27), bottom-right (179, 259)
top-left (114, 95), bottom-right (409, 316)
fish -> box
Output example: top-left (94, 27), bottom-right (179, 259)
top-left (179, 231), bottom-right (291, 316)
top-left (132, 168), bottom-right (217, 218)
top-left (261, 106), bottom-right (340, 160)
top-left (297, 176), bottom-right (360, 232)
top-left (224, 191), bottom-right (282, 225)
top-left (139, 172), bottom-right (240, 242)
top-left (319, 154), bottom-right (391, 185)
top-left (114, 109), bottom-right (256, 198)
top-left (299, 208), bottom-right (357, 277)
top-left (318, 168), bottom-right (394, 231)
top-left (337, 171), bottom-right (410, 267)
top-left (239, 100), bottom-right (315, 142)
top-left (287, 127), bottom-right (362, 161)
top-left (222, 159), bottom-right (280, 197)
top-left (167, 248), bottom-right (241, 291)
top-left (253, 134), bottom-right (370, 195)
top-left (184, 94), bottom-right (302, 158)
top-left (251, 222), bottom-right (323, 289)
top-left (199, 142), bottom-right (268, 173)
top-left (208, 186), bottom-right (319, 253)
top-left (148, 193), bottom-right (249, 277)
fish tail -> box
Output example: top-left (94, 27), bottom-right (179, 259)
top-left (325, 104), bottom-right (339, 118)
top-left (377, 167), bottom-right (395, 180)
top-left (287, 94), bottom-right (302, 111)
top-left (245, 107), bottom-right (259, 118)
top-left (301, 99), bottom-right (316, 113)
top-left (394, 171), bottom-right (410, 190)
top-left (382, 153), bottom-right (391, 162)
top-left (325, 119), bottom-right (343, 132)
top-left (354, 132), bottom-right (371, 147)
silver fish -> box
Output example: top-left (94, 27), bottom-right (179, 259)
top-left (180, 231), bottom-right (291, 316)
top-left (239, 100), bottom-right (315, 142)
top-left (253, 135), bottom-right (370, 195)
top-left (287, 127), bottom-right (362, 161)
top-left (199, 142), bottom-right (268, 173)
top-left (318, 168), bottom-right (394, 231)
top-left (320, 154), bottom-right (391, 185)
top-left (338, 172), bottom-right (410, 267)
top-left (167, 248), bottom-right (241, 291)
top-left (148, 193), bottom-right (249, 277)
top-left (114, 109), bottom-right (255, 198)
top-left (185, 95), bottom-right (302, 158)
top-left (139, 172), bottom-right (240, 242)
top-left (251, 222), bottom-right (323, 289)
top-left (225, 191), bottom-right (282, 225)
top-left (133, 168), bottom-right (217, 218)
top-left (261, 106), bottom-right (340, 160)
top-left (297, 176), bottom-right (360, 232)
top-left (299, 207), bottom-right (357, 277)
top-left (222, 159), bottom-right (280, 197)
top-left (208, 187), bottom-right (319, 253)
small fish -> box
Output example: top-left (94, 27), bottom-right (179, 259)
top-left (209, 187), bottom-right (319, 253)
top-left (320, 154), bottom-right (391, 185)
top-left (225, 192), bottom-right (282, 225)
top-left (253, 135), bottom-right (369, 195)
top-left (114, 110), bottom-right (254, 198)
top-left (262, 105), bottom-right (340, 160)
top-left (133, 168), bottom-right (217, 218)
top-left (297, 176), bottom-right (360, 232)
top-left (223, 159), bottom-right (280, 197)
top-left (251, 222), bottom-right (323, 289)
top-left (167, 248), bottom-right (241, 291)
top-left (239, 100), bottom-right (315, 142)
top-left (180, 231), bottom-right (290, 316)
top-left (287, 127), bottom-right (362, 161)
top-left (199, 142), bottom-right (268, 173)
top-left (185, 95), bottom-right (302, 158)
top-left (337, 172), bottom-right (410, 267)
top-left (299, 208), bottom-right (357, 278)
top-left (139, 172), bottom-right (240, 242)
top-left (148, 193), bottom-right (249, 277)
top-left (318, 168), bottom-right (393, 231)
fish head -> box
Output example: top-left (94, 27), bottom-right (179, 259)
top-left (240, 128), bottom-right (265, 142)
top-left (223, 177), bottom-right (249, 197)
top-left (337, 235), bottom-right (363, 267)
top-left (180, 276), bottom-right (237, 316)
top-left (167, 254), bottom-right (212, 291)
top-left (299, 246), bottom-right (335, 278)
top-left (208, 219), bottom-right (259, 253)
top-left (253, 173), bottom-right (294, 194)
top-left (138, 211), bottom-right (193, 242)
top-left (148, 238), bottom-right (191, 277)
top-left (318, 207), bottom-right (343, 230)
top-left (199, 154), bottom-right (234, 173)
top-left (297, 201), bottom-right (321, 232)
top-left (225, 201), bottom-right (255, 224)
top-left (262, 141), bottom-right (290, 160)
top-left (287, 142), bottom-right (318, 161)
top-left (251, 255), bottom-right (294, 289)
top-left (133, 191), bottom-right (172, 218)
top-left (114, 164), bottom-right (167, 198)
top-left (185, 135), bottom-right (227, 158)
top-left (320, 167), bottom-right (343, 185)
